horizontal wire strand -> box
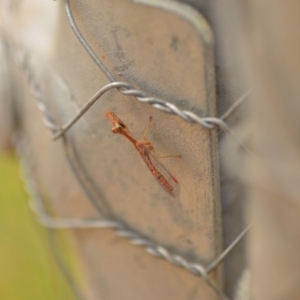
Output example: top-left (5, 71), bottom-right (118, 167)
top-left (14, 48), bottom-right (251, 299)
top-left (5, 2), bottom-right (253, 299)
top-left (10, 33), bottom-right (251, 300)
top-left (16, 131), bottom-right (232, 300)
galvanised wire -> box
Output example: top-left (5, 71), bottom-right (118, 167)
top-left (12, 41), bottom-right (247, 300)
top-left (4, 1), bottom-right (254, 299)
top-left (15, 128), bottom-right (230, 300)
top-left (53, 0), bottom-right (252, 140)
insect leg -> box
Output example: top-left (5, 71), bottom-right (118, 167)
top-left (143, 116), bottom-right (153, 140)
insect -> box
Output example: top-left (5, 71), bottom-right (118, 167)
top-left (106, 111), bottom-right (180, 197)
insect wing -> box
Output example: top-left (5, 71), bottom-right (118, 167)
top-left (141, 148), bottom-right (180, 197)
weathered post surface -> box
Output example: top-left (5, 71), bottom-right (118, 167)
top-left (0, 1), bottom-right (229, 299)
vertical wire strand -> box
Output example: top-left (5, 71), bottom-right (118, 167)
top-left (5, 2), bottom-right (254, 298)
top-left (64, 0), bottom-right (115, 82)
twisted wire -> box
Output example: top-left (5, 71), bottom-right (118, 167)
top-left (53, 81), bottom-right (221, 140)
top-left (13, 133), bottom-right (85, 300)
top-left (56, 0), bottom-right (251, 141)
top-left (6, 1), bottom-right (253, 299)
top-left (16, 131), bottom-right (230, 300)
top-left (11, 45), bottom-right (237, 300)
top-left (9, 30), bottom-right (253, 299)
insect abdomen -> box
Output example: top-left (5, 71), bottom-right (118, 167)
top-left (152, 170), bottom-right (173, 193)
top-left (136, 144), bottom-right (174, 194)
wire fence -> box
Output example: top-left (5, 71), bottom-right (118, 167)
top-left (1, 1), bottom-right (253, 300)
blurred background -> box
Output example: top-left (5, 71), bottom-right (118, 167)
top-left (2, 0), bottom-right (300, 300)
top-left (0, 153), bottom-right (76, 299)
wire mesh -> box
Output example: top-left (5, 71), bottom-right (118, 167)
top-left (1, 1), bottom-right (254, 300)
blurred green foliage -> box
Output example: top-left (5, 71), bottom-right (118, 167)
top-left (0, 153), bottom-right (76, 300)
